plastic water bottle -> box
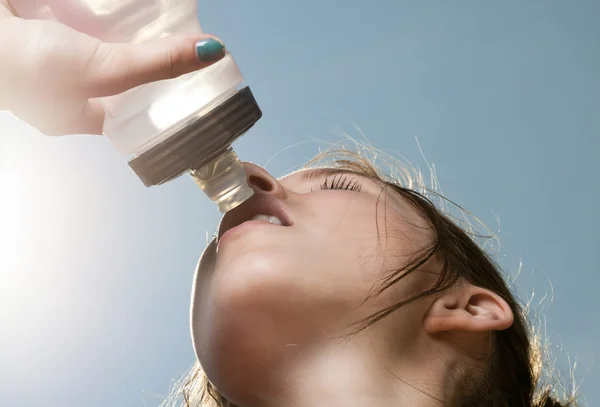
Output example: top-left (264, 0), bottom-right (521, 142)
top-left (13, 0), bottom-right (261, 212)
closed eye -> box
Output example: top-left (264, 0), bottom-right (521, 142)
top-left (320, 174), bottom-right (363, 192)
top-left (300, 168), bottom-right (366, 193)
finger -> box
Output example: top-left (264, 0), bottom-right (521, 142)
top-left (0, 2), bottom-right (16, 18)
top-left (86, 34), bottom-right (227, 97)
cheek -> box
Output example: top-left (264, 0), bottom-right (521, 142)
top-left (297, 193), bottom-right (381, 252)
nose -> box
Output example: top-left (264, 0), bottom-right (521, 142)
top-left (243, 162), bottom-right (287, 199)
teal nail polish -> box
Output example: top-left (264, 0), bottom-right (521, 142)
top-left (195, 38), bottom-right (225, 62)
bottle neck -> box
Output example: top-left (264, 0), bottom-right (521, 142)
top-left (190, 148), bottom-right (254, 213)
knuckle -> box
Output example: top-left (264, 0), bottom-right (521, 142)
top-left (85, 42), bottom-right (119, 92)
top-left (162, 41), bottom-right (185, 79)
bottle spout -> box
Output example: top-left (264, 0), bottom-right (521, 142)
top-left (190, 147), bottom-right (254, 213)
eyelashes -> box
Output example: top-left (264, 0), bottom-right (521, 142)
top-left (319, 174), bottom-right (363, 192)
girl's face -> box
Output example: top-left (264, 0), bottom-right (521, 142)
top-left (190, 163), bottom-right (439, 398)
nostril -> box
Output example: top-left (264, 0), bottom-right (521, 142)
top-left (248, 175), bottom-right (274, 192)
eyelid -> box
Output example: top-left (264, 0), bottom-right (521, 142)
top-left (319, 174), bottom-right (363, 192)
top-left (299, 168), bottom-right (374, 193)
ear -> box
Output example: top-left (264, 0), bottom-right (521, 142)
top-left (423, 284), bottom-right (514, 334)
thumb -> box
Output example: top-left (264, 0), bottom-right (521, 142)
top-left (86, 34), bottom-right (226, 97)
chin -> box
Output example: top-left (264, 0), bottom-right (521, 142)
top-left (190, 240), bottom-right (305, 396)
top-left (191, 277), bottom-right (287, 407)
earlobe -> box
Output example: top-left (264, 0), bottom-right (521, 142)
top-left (423, 284), bottom-right (514, 334)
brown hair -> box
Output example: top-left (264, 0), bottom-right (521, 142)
top-left (163, 146), bottom-right (577, 407)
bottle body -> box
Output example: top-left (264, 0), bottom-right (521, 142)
top-left (14, 0), bottom-right (260, 211)
top-left (103, 51), bottom-right (244, 157)
top-left (13, 0), bottom-right (246, 157)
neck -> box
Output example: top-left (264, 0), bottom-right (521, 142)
top-left (238, 334), bottom-right (456, 407)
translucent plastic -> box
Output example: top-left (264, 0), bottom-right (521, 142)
top-left (15, 0), bottom-right (258, 212)
top-left (191, 148), bottom-right (254, 213)
top-left (14, 0), bottom-right (245, 156)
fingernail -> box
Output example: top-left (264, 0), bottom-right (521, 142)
top-left (195, 38), bottom-right (226, 62)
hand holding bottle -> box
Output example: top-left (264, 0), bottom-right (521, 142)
top-left (0, 0), bottom-right (226, 136)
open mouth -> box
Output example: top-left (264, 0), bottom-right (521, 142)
top-left (217, 194), bottom-right (292, 242)
top-left (247, 214), bottom-right (284, 225)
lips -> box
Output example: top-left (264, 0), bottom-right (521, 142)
top-left (217, 194), bottom-right (292, 242)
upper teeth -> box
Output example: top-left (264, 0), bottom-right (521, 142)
top-left (251, 213), bottom-right (283, 225)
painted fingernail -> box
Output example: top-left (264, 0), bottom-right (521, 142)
top-left (195, 38), bottom-right (226, 62)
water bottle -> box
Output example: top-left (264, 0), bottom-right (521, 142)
top-left (13, 0), bottom-right (261, 212)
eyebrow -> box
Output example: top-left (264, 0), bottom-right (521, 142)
top-left (300, 168), bottom-right (365, 182)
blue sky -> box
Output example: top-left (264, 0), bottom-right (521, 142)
top-left (1, 0), bottom-right (598, 405)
